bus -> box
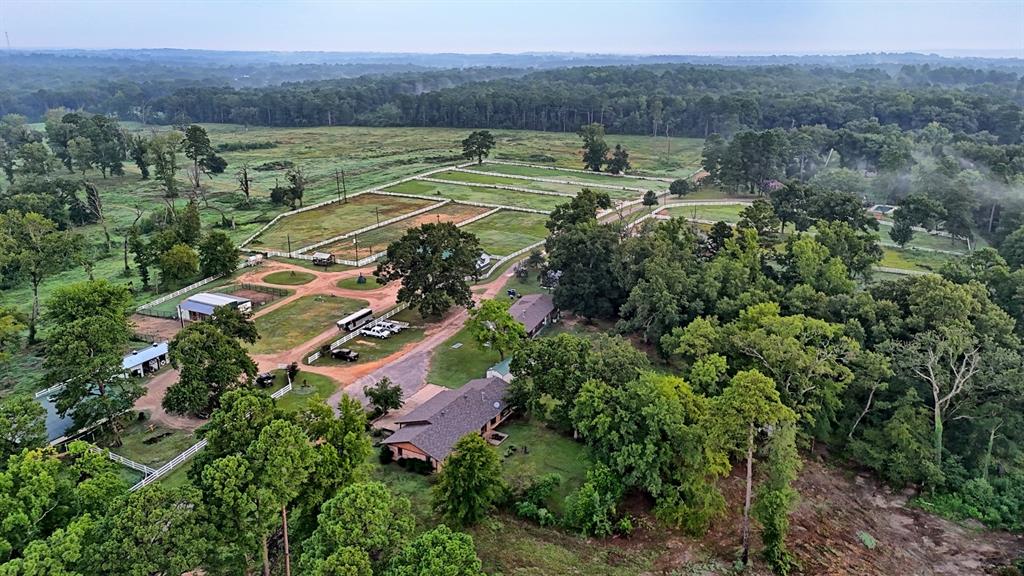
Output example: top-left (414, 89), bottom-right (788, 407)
top-left (337, 308), bottom-right (374, 332)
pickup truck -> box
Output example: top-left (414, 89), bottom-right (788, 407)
top-left (331, 348), bottom-right (360, 362)
top-left (361, 325), bottom-right (392, 339)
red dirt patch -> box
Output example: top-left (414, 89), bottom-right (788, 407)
top-left (132, 314), bottom-right (182, 342)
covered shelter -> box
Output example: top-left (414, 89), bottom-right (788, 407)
top-left (122, 341), bottom-right (169, 378)
top-left (177, 292), bottom-right (252, 324)
top-left (381, 377), bottom-right (512, 471)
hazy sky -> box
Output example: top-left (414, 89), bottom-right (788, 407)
top-left (1, 0), bottom-right (1022, 56)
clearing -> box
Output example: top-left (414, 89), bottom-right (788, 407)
top-left (432, 169), bottom-right (638, 200)
top-left (479, 161), bottom-right (673, 189)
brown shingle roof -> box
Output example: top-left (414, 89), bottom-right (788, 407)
top-left (508, 293), bottom-right (555, 334)
top-left (383, 377), bottom-right (509, 462)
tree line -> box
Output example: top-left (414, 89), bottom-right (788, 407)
top-left (2, 64), bottom-right (1021, 143)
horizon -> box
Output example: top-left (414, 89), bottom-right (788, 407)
top-left (2, 0), bottom-right (1022, 57)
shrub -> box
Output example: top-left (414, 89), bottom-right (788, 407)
top-left (379, 444), bottom-right (394, 465)
top-left (563, 464), bottom-right (623, 537)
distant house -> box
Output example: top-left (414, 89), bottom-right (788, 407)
top-left (487, 358), bottom-right (513, 383)
top-left (177, 292), bottom-right (252, 324)
top-left (122, 342), bottom-right (169, 377)
top-left (508, 293), bottom-right (557, 337)
top-left (381, 377), bottom-right (512, 471)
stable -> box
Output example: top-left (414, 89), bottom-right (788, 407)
top-left (382, 377), bottom-right (512, 471)
top-left (122, 342), bottom-right (169, 377)
top-left (508, 293), bottom-right (558, 337)
top-left (177, 292), bottom-right (252, 324)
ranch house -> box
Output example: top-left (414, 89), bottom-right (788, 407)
top-left (177, 292), bottom-right (252, 324)
top-left (381, 377), bottom-right (513, 471)
top-left (508, 293), bottom-right (558, 338)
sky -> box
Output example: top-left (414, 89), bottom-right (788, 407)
top-left (0, 0), bottom-right (1022, 56)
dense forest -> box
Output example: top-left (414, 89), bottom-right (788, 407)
top-left (2, 57), bottom-right (1023, 142)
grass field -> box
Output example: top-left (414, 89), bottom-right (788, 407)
top-left (110, 419), bottom-right (198, 469)
top-left (461, 211), bottom-right (550, 256)
top-left (308, 308), bottom-right (427, 366)
top-left (261, 270), bottom-right (316, 285)
top-left (480, 161), bottom-right (674, 189)
top-left (250, 193), bottom-right (434, 251)
top-left (874, 221), bottom-right (981, 253)
top-left (664, 203), bottom-right (748, 222)
top-left (249, 294), bottom-right (370, 354)
top-left (336, 274), bottom-right (382, 290)
top-left (273, 372), bottom-right (339, 412)
top-left (371, 422), bottom-right (656, 575)
top-left (0, 125), bottom-right (700, 324)
top-left (500, 420), bottom-right (593, 514)
top-left (880, 246), bottom-right (958, 272)
top-left (319, 202), bottom-right (489, 259)
top-left (384, 180), bottom-right (567, 212)
top-left (433, 169), bottom-right (640, 200)
top-left (427, 320), bottom-right (502, 388)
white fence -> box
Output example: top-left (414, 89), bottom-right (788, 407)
top-left (454, 167), bottom-right (657, 193)
top-left (240, 163), bottom-right (472, 250)
top-left (483, 159), bottom-right (677, 183)
top-left (34, 382), bottom-right (66, 399)
top-left (480, 240), bottom-right (546, 279)
top-left (129, 438), bottom-right (207, 492)
top-left (128, 370), bottom-right (298, 492)
top-left (91, 446), bottom-right (157, 476)
top-left (136, 273), bottom-right (226, 311)
top-left (417, 176), bottom-right (574, 198)
top-left (295, 200), bottom-right (451, 255)
top-left (308, 302), bottom-right (410, 364)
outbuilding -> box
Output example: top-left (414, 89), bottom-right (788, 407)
top-left (177, 292), bottom-right (252, 324)
top-left (122, 342), bottom-right (169, 377)
top-left (312, 252), bottom-right (336, 266)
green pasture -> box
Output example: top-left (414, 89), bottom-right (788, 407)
top-left (480, 161), bottom-right (675, 189)
top-left (383, 180), bottom-right (566, 212)
top-left (261, 270), bottom-right (316, 285)
top-left (461, 211), bottom-right (550, 256)
top-left (433, 170), bottom-right (638, 200)
top-left (320, 202), bottom-right (488, 259)
top-left (664, 203), bottom-right (749, 223)
top-left (250, 193), bottom-right (434, 251)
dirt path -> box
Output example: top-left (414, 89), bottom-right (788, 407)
top-left (132, 368), bottom-right (206, 431)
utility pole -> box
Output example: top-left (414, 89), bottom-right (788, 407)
top-left (341, 169), bottom-right (347, 203)
top-left (287, 234), bottom-right (292, 256)
top-left (334, 169), bottom-right (341, 202)
top-left (354, 236), bottom-right (359, 261)
top-left (375, 207), bottom-right (380, 226)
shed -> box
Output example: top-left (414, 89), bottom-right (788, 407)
top-left (312, 252), bottom-right (336, 266)
top-left (122, 341), bottom-right (169, 377)
top-left (177, 292), bottom-right (252, 323)
top-left (508, 293), bottom-right (558, 337)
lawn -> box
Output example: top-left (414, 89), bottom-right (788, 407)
top-left (461, 211), bottom-right (550, 256)
top-left (249, 294), bottom-right (370, 354)
top-left (427, 320), bottom-right (502, 388)
top-left (274, 371), bottom-right (340, 412)
top-left (109, 419), bottom-right (199, 469)
top-left (880, 247), bottom-right (957, 272)
top-left (664, 203), bottom-right (748, 223)
top-left (249, 193), bottom-right (435, 251)
top-left (319, 203), bottom-right (489, 259)
top-left (480, 161), bottom-right (673, 189)
top-left (874, 221), bottom-right (981, 253)
top-left (504, 271), bottom-right (551, 297)
top-left (308, 308), bottom-right (428, 366)
top-left (336, 274), bottom-right (383, 290)
top-left (261, 270), bottom-right (316, 285)
top-left (499, 420), bottom-right (593, 514)
top-left (384, 180), bottom-right (567, 212)
top-left (371, 428), bottom-right (655, 576)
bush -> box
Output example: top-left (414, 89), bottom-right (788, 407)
top-left (563, 464), bottom-right (624, 537)
top-left (379, 444), bottom-right (394, 465)
top-left (216, 141), bottom-right (277, 152)
top-left (397, 457), bottom-right (433, 475)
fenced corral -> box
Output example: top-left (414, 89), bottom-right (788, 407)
top-left (128, 369), bottom-right (297, 492)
